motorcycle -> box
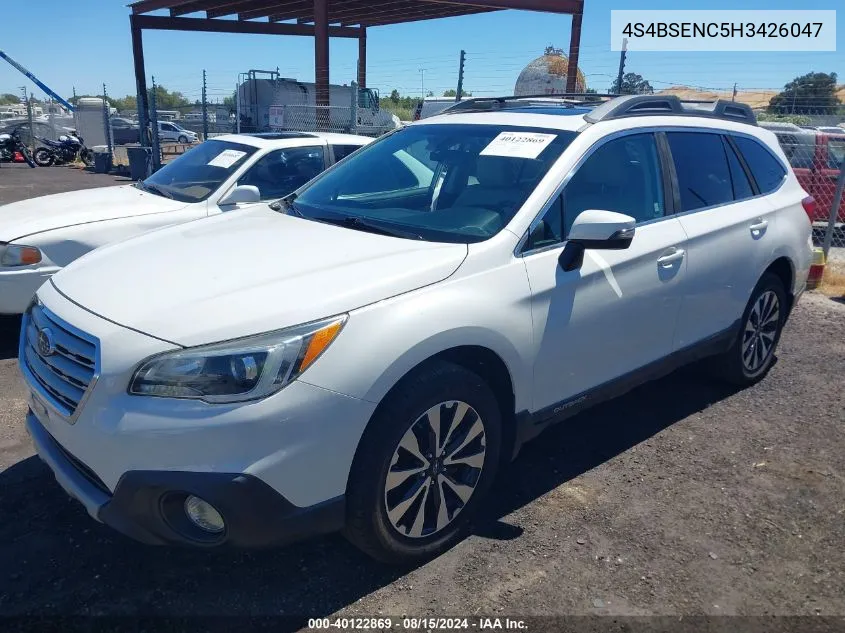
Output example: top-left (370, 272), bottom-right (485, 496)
top-left (33, 131), bottom-right (94, 167)
top-left (0, 129), bottom-right (36, 168)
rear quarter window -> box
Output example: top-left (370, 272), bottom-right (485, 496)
top-left (732, 136), bottom-right (787, 194)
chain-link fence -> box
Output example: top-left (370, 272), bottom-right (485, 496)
top-left (774, 129), bottom-right (845, 253)
top-left (267, 104), bottom-right (357, 134)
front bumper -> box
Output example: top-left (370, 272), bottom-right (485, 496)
top-left (27, 412), bottom-right (345, 547)
top-left (0, 267), bottom-right (58, 314)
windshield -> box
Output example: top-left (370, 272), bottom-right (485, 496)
top-left (293, 124), bottom-right (577, 243)
top-left (141, 140), bottom-right (258, 203)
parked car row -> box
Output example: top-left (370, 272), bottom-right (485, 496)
top-left (110, 117), bottom-right (199, 145)
top-left (760, 122), bottom-right (845, 223)
top-left (5, 95), bottom-right (812, 563)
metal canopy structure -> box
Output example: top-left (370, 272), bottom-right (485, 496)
top-left (128, 0), bottom-right (584, 144)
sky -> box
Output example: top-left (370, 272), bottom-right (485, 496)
top-left (0, 0), bottom-right (842, 106)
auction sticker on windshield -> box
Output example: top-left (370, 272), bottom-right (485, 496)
top-left (207, 149), bottom-right (248, 168)
top-left (480, 132), bottom-right (557, 159)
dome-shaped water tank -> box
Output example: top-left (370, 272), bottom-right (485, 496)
top-left (514, 46), bottom-right (586, 95)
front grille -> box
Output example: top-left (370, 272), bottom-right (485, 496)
top-left (22, 302), bottom-right (98, 418)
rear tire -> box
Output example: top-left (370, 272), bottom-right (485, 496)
top-left (710, 272), bottom-right (787, 386)
top-left (344, 361), bottom-right (502, 565)
top-left (80, 149), bottom-right (94, 167)
top-left (33, 148), bottom-right (54, 167)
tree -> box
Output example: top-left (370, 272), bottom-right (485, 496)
top-left (223, 89), bottom-right (237, 111)
top-left (0, 93), bottom-right (21, 105)
top-left (612, 73), bottom-right (654, 95)
top-left (442, 89), bottom-right (472, 97)
top-left (148, 85), bottom-right (190, 110)
top-left (112, 95), bottom-right (136, 112)
top-left (389, 89), bottom-right (400, 104)
top-left (584, 87), bottom-right (604, 102)
top-left (768, 72), bottom-right (840, 115)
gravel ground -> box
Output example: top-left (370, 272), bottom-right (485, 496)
top-left (1, 166), bottom-right (844, 625)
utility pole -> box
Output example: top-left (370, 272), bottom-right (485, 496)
top-left (419, 68), bottom-right (426, 99)
top-left (732, 83), bottom-right (738, 102)
top-left (455, 50), bottom-right (466, 102)
top-left (202, 69), bottom-right (208, 140)
top-left (614, 37), bottom-right (628, 95)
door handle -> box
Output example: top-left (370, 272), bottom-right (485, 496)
top-left (657, 248), bottom-right (685, 267)
top-left (749, 219), bottom-right (769, 232)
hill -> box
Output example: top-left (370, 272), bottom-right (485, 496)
top-left (657, 85), bottom-right (845, 110)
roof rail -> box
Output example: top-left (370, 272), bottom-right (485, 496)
top-left (583, 94), bottom-right (757, 126)
top-left (441, 93), bottom-right (617, 114)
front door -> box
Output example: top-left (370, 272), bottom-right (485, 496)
top-left (524, 132), bottom-right (687, 412)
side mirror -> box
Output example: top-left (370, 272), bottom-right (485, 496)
top-left (558, 209), bottom-right (636, 272)
top-left (219, 184), bottom-right (261, 206)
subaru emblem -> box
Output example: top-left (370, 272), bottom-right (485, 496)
top-left (37, 328), bottom-right (56, 357)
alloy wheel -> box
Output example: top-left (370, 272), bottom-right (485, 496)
top-left (384, 400), bottom-right (487, 539)
top-left (742, 290), bottom-right (780, 373)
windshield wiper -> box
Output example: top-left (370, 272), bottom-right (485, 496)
top-left (137, 181), bottom-right (176, 200)
top-left (317, 215), bottom-right (423, 240)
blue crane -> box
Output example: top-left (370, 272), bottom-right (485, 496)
top-left (0, 49), bottom-right (75, 112)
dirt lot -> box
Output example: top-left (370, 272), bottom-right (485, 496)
top-left (1, 165), bottom-right (844, 625)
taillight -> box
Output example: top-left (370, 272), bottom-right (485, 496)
top-left (802, 195), bottom-right (817, 221)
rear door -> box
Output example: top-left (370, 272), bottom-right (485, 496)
top-left (669, 130), bottom-right (782, 349)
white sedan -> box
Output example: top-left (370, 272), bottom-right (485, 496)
top-left (0, 132), bottom-right (372, 314)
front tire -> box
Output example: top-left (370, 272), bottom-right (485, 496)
top-left (21, 147), bottom-right (36, 168)
top-left (712, 272), bottom-right (787, 386)
top-left (80, 149), bottom-right (94, 167)
top-left (344, 361), bottom-right (502, 564)
top-left (178, 135), bottom-right (189, 144)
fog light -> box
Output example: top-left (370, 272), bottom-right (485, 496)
top-left (184, 495), bottom-right (225, 534)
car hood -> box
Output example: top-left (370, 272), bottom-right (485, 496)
top-left (52, 206), bottom-right (468, 346)
top-left (0, 185), bottom-right (188, 242)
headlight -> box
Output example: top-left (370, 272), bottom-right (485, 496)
top-left (129, 315), bottom-right (346, 403)
top-left (1, 244), bottom-right (42, 267)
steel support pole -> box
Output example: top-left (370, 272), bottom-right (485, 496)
top-left (565, 6), bottom-right (583, 93)
top-left (314, 0), bottom-right (329, 130)
top-left (357, 26), bottom-right (367, 89)
top-left (130, 15), bottom-right (150, 148)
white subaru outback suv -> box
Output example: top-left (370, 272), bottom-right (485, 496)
top-left (20, 95), bottom-right (812, 563)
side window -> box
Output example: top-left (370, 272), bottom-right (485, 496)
top-left (722, 136), bottom-right (754, 201)
top-left (667, 132), bottom-right (733, 211)
top-left (332, 144), bottom-right (361, 163)
top-left (238, 146), bottom-right (325, 200)
top-left (526, 195), bottom-right (564, 250)
top-left (732, 136), bottom-right (787, 194)
top-left (826, 138), bottom-right (845, 170)
top-left (562, 133), bottom-right (665, 232)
